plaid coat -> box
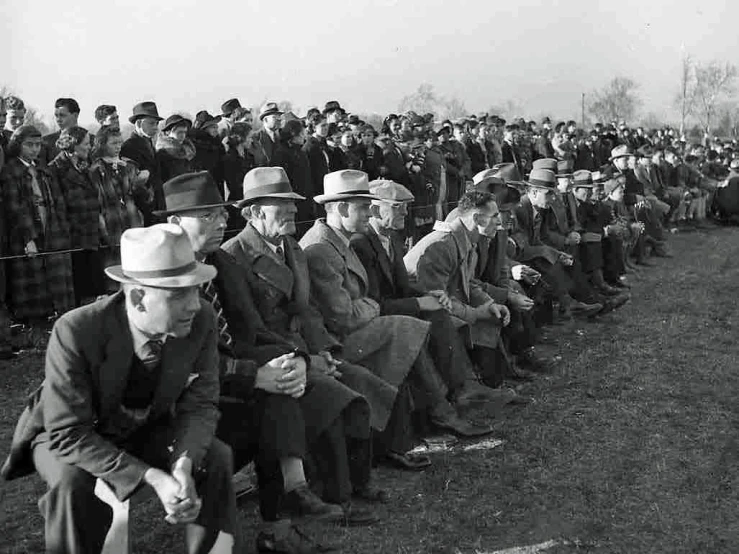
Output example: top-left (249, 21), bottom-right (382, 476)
top-left (50, 154), bottom-right (101, 250)
top-left (0, 158), bottom-right (74, 320)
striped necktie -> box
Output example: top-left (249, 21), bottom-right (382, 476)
top-left (139, 340), bottom-right (163, 372)
top-left (201, 281), bottom-right (233, 347)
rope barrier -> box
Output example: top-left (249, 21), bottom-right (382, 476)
top-left (0, 201), bottom-right (461, 261)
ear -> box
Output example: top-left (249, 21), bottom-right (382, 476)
top-left (248, 204), bottom-right (262, 220)
top-left (129, 288), bottom-right (147, 312)
top-left (337, 201), bottom-right (350, 218)
top-left (167, 215), bottom-right (180, 225)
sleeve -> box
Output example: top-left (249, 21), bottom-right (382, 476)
top-left (42, 317), bottom-right (151, 501)
top-left (166, 304), bottom-right (221, 469)
top-left (303, 243), bottom-right (380, 335)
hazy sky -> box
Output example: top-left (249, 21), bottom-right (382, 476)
top-left (2, 0), bottom-right (737, 127)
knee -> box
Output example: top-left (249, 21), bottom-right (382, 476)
top-left (51, 467), bottom-right (96, 500)
top-left (204, 438), bottom-right (234, 477)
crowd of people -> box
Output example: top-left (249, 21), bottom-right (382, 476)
top-left (1, 94), bottom-right (737, 553)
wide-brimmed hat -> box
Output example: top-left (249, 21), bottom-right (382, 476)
top-left (259, 102), bottom-right (283, 120)
top-left (162, 114), bottom-right (193, 133)
top-left (369, 179), bottom-right (415, 203)
top-left (604, 176), bottom-right (626, 195)
top-left (591, 170), bottom-right (607, 183)
top-left (129, 101), bottom-right (163, 124)
top-left (636, 144), bottom-right (654, 158)
top-left (193, 111), bottom-right (222, 130)
top-left (154, 171), bottom-right (233, 216)
top-left (556, 159), bottom-right (574, 177)
top-left (237, 167), bottom-right (306, 207)
top-left (473, 169), bottom-right (506, 193)
top-left (525, 168), bottom-right (557, 190)
top-left (610, 144), bottom-right (635, 160)
top-left (220, 98), bottom-right (242, 117)
top-left (105, 224), bottom-right (216, 288)
top-left (496, 185), bottom-right (522, 209)
top-left (323, 100), bottom-right (346, 115)
top-left (572, 170), bottom-right (595, 188)
top-left (314, 170), bottom-right (380, 204)
top-left (531, 158), bottom-right (558, 173)
top-left (491, 163), bottom-right (526, 186)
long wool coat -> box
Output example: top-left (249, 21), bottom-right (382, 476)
top-left (50, 154), bottom-right (101, 251)
top-left (221, 226), bottom-right (397, 431)
top-left (0, 158), bottom-right (74, 320)
top-left (300, 220), bottom-right (430, 390)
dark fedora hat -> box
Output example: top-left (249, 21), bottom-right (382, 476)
top-left (129, 101), bottom-right (163, 124)
top-left (492, 163), bottom-right (525, 186)
top-left (193, 110), bottom-right (222, 130)
top-left (220, 98), bottom-right (242, 117)
top-left (347, 114), bottom-right (364, 126)
top-left (259, 102), bottom-right (283, 120)
top-left (161, 114), bottom-right (193, 133)
top-left (323, 100), bottom-right (346, 114)
top-left (525, 168), bottom-right (557, 190)
top-left (556, 159), bottom-right (574, 177)
top-left (154, 171), bottom-right (233, 216)
top-left (237, 167), bottom-right (306, 208)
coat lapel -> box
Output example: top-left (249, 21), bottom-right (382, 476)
top-left (449, 219), bottom-right (472, 301)
top-left (366, 227), bottom-right (395, 287)
top-left (317, 221), bottom-right (370, 289)
top-left (236, 225), bottom-right (295, 298)
top-left (97, 296), bottom-right (136, 419)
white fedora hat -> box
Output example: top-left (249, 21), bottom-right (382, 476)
top-left (313, 170), bottom-right (380, 204)
top-left (105, 224), bottom-right (216, 288)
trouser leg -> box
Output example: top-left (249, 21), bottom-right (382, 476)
top-left (33, 442), bottom-right (113, 554)
top-left (424, 310), bottom-right (470, 394)
top-left (375, 383), bottom-right (415, 455)
top-left (310, 416), bottom-right (353, 505)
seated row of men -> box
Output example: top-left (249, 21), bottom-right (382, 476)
top-left (2, 155), bottom-right (658, 552)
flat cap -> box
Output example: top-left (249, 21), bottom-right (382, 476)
top-left (368, 179), bottom-right (415, 203)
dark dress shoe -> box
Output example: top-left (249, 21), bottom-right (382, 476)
top-left (352, 485), bottom-right (390, 504)
top-left (597, 283), bottom-right (622, 296)
top-left (338, 503), bottom-right (379, 527)
top-left (430, 411), bottom-right (495, 438)
top-left (570, 300), bottom-right (603, 318)
top-left (599, 293), bottom-right (630, 314)
top-left (256, 520), bottom-right (339, 553)
top-left (281, 486), bottom-right (344, 520)
top-left (517, 348), bottom-right (556, 373)
top-left (385, 451), bottom-right (432, 471)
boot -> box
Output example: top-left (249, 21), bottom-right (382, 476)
top-left (590, 269), bottom-right (622, 296)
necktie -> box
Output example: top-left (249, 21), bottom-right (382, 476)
top-left (201, 281), bottom-right (234, 347)
top-left (139, 340), bottom-right (163, 371)
top-left (275, 245), bottom-right (284, 261)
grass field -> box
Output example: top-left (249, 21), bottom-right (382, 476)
top-left (1, 226), bottom-right (738, 554)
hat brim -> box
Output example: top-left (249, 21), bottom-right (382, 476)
top-left (152, 200), bottom-right (234, 217)
top-left (313, 193), bottom-right (380, 204)
top-left (322, 107), bottom-right (346, 115)
top-left (572, 183), bottom-right (596, 188)
top-left (129, 114), bottom-right (164, 124)
top-left (525, 181), bottom-right (556, 191)
top-left (105, 262), bottom-right (216, 288)
top-left (259, 110), bottom-right (284, 120)
top-left (161, 120), bottom-right (192, 133)
top-left (235, 191), bottom-right (307, 208)
top-left (555, 172), bottom-right (573, 178)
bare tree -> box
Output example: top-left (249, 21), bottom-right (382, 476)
top-left (588, 77), bottom-right (640, 124)
top-left (674, 54), bottom-right (695, 135)
top-left (487, 99), bottom-right (524, 120)
top-left (693, 60), bottom-right (737, 136)
top-left (398, 83), bottom-right (467, 121)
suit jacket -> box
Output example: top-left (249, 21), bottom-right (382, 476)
top-left (502, 140), bottom-right (522, 174)
top-left (349, 226), bottom-right (423, 318)
top-left (302, 136), bottom-right (330, 199)
top-left (40, 131), bottom-right (61, 166)
top-left (543, 193), bottom-right (572, 250)
top-left (614, 166), bottom-right (644, 206)
top-left (120, 132), bottom-right (164, 211)
top-left (221, 224), bottom-right (339, 354)
top-left (251, 129), bottom-right (278, 167)
top-left (476, 231), bottom-right (511, 304)
top-left (511, 196), bottom-right (562, 264)
top-left (1, 293), bottom-right (220, 502)
top-left (403, 218), bottom-right (499, 348)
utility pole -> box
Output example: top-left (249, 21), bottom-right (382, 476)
top-left (581, 93), bottom-right (586, 128)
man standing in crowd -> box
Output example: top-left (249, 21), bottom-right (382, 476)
top-left (1, 224), bottom-right (237, 553)
top-left (4, 96), bottom-right (26, 136)
top-left (94, 104), bottom-right (120, 131)
top-left (41, 98), bottom-right (80, 165)
top-left (252, 102), bottom-right (283, 167)
top-left (121, 101), bottom-right (165, 224)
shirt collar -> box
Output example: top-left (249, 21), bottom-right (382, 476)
top-left (18, 157), bottom-right (36, 168)
top-left (327, 222), bottom-right (352, 248)
top-left (126, 309), bottom-right (168, 360)
top-left (262, 236), bottom-right (285, 259)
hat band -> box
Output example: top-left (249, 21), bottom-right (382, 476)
top-left (327, 189), bottom-right (372, 197)
top-left (528, 179), bottom-right (554, 189)
top-left (122, 260), bottom-right (198, 280)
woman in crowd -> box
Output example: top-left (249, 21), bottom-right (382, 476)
top-left (0, 126), bottom-right (74, 325)
top-left (273, 119), bottom-right (315, 231)
top-left (89, 126), bottom-right (142, 290)
top-left (338, 128), bottom-right (361, 170)
top-left (156, 114), bottom-right (196, 182)
top-left (190, 110), bottom-right (225, 195)
top-left (49, 126), bottom-right (105, 306)
top-left (222, 122), bottom-right (254, 231)
top-left (355, 124), bottom-right (383, 180)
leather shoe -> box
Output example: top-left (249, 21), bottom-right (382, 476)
top-left (256, 520), bottom-right (339, 553)
top-left (453, 379), bottom-right (511, 406)
top-left (570, 300), bottom-right (603, 318)
top-left (352, 485), bottom-right (390, 503)
top-left (517, 347), bottom-right (556, 373)
top-left (504, 361), bottom-right (536, 381)
top-left (430, 410), bottom-right (495, 437)
top-left (281, 485), bottom-right (344, 521)
top-left (385, 451), bottom-right (432, 471)
top-left (598, 293), bottom-right (630, 315)
top-left (338, 503), bottom-right (379, 527)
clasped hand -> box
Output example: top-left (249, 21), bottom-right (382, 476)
top-left (311, 350), bottom-right (343, 379)
top-left (255, 352), bottom-right (308, 398)
top-left (146, 459), bottom-right (201, 525)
